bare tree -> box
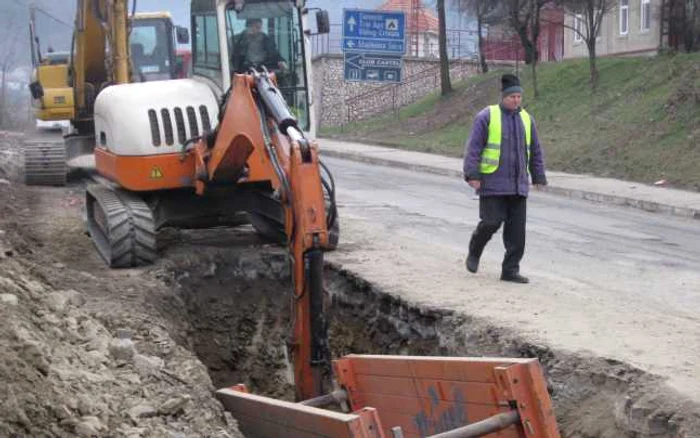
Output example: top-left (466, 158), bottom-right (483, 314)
top-left (437, 0), bottom-right (453, 95)
top-left (686, 0), bottom-right (700, 51)
top-left (453, 0), bottom-right (505, 73)
top-left (664, 0), bottom-right (700, 52)
top-left (556, 0), bottom-right (616, 85)
top-left (504, 0), bottom-right (551, 98)
top-left (0, 5), bottom-right (25, 129)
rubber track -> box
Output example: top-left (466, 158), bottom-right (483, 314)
top-left (23, 141), bottom-right (67, 186)
top-left (86, 185), bottom-right (157, 268)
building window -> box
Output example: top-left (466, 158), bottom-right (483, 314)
top-left (574, 14), bottom-right (584, 42)
top-left (619, 0), bottom-right (629, 35)
top-left (641, 0), bottom-right (651, 31)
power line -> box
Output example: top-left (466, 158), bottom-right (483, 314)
top-left (34, 6), bottom-right (73, 29)
top-left (9, 0), bottom-right (72, 29)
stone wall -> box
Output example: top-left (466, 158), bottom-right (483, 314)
top-left (312, 55), bottom-right (496, 128)
top-left (312, 54), bottom-right (510, 128)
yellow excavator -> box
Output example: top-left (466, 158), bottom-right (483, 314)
top-left (26, 1), bottom-right (190, 185)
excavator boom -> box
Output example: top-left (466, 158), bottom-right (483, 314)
top-left (73, 0), bottom-right (129, 126)
top-left (190, 70), bottom-right (331, 400)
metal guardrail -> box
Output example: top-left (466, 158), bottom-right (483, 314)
top-left (344, 60), bottom-right (482, 125)
top-left (345, 64), bottom-right (438, 125)
top-left (311, 24), bottom-right (479, 59)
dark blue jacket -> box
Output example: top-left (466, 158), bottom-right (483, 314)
top-left (230, 32), bottom-right (284, 73)
top-left (463, 104), bottom-right (547, 197)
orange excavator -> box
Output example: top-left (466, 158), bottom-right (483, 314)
top-left (79, 0), bottom-right (561, 436)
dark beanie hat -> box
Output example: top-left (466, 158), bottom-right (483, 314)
top-left (501, 74), bottom-right (523, 96)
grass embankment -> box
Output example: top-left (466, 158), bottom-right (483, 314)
top-left (322, 53), bottom-right (700, 189)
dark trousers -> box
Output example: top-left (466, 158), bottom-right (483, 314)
top-left (469, 195), bottom-right (527, 275)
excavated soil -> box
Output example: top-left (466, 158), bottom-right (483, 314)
top-left (0, 132), bottom-right (241, 437)
top-left (1, 131), bottom-right (699, 437)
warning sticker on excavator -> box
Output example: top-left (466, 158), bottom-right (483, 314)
top-left (150, 166), bottom-right (164, 179)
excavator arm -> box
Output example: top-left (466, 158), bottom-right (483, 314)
top-left (190, 69), bottom-right (332, 401)
top-left (73, 0), bottom-right (131, 126)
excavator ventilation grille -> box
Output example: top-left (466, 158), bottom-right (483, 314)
top-left (147, 106), bottom-right (211, 147)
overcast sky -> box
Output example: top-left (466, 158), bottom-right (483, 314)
top-left (2, 0), bottom-right (472, 75)
top-left (23, 0), bottom-right (466, 33)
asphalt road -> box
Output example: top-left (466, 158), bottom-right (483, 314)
top-left (323, 155), bottom-right (700, 398)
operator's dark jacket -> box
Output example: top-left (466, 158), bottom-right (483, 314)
top-left (463, 104), bottom-right (547, 197)
top-left (230, 32), bottom-right (283, 73)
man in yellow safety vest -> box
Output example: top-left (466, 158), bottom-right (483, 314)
top-left (462, 74), bottom-right (547, 284)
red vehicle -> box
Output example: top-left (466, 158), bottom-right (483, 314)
top-left (175, 48), bottom-right (192, 78)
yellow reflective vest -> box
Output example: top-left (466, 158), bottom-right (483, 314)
top-left (480, 105), bottom-right (532, 174)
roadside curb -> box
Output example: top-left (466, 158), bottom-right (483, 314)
top-left (320, 148), bottom-right (700, 221)
top-left (321, 149), bottom-right (460, 179)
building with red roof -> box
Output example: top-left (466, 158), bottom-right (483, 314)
top-left (379, 0), bottom-right (440, 57)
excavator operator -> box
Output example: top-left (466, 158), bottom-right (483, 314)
top-left (230, 18), bottom-right (288, 73)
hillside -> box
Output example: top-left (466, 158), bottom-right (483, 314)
top-left (322, 53), bottom-right (700, 190)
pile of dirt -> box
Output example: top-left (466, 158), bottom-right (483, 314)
top-left (0, 132), bottom-right (242, 437)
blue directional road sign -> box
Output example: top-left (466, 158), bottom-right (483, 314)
top-left (342, 9), bottom-right (406, 55)
top-left (344, 52), bottom-right (402, 83)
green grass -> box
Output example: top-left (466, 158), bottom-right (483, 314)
top-left (324, 53), bottom-right (700, 190)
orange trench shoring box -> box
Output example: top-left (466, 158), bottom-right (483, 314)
top-left (216, 355), bottom-right (561, 438)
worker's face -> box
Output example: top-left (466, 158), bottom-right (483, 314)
top-left (247, 21), bottom-right (262, 34)
top-left (502, 93), bottom-right (522, 111)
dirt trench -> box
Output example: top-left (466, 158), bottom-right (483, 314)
top-left (161, 245), bottom-right (700, 438)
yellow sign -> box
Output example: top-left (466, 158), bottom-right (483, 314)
top-left (150, 166), bottom-right (164, 179)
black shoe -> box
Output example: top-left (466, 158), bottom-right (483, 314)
top-left (500, 273), bottom-right (529, 284)
top-left (465, 254), bottom-right (479, 273)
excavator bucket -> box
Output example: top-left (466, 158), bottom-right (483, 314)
top-left (216, 355), bottom-right (560, 438)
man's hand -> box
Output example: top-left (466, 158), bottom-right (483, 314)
top-left (468, 180), bottom-right (481, 191)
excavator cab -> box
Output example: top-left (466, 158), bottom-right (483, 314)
top-left (129, 12), bottom-right (190, 82)
top-left (28, 8), bottom-right (75, 125)
top-left (224, 2), bottom-right (308, 128)
top-left (191, 0), bottom-right (330, 135)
